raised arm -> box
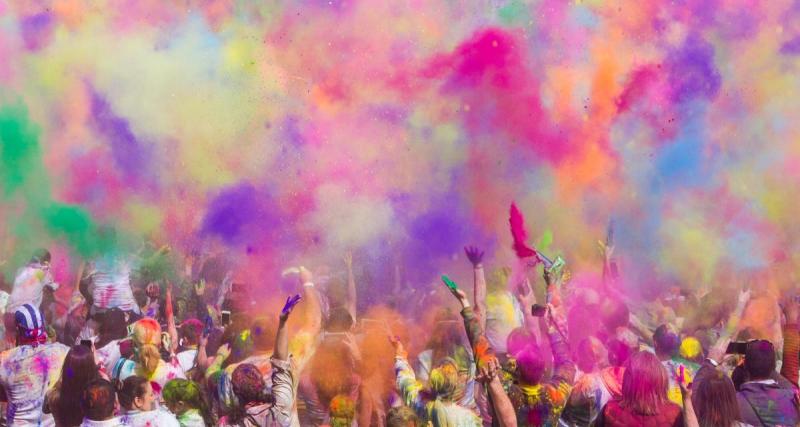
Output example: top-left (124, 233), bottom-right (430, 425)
top-left (465, 246), bottom-right (487, 330)
top-left (271, 294), bottom-right (302, 425)
top-left (299, 267), bottom-right (322, 337)
top-left (275, 294), bottom-right (302, 361)
top-left (780, 296), bottom-right (799, 386)
top-left (165, 282), bottom-right (179, 354)
top-left (445, 277), bottom-right (517, 427)
top-left (343, 252), bottom-right (357, 322)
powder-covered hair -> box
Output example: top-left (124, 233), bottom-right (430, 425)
top-left (131, 318), bottom-right (162, 378)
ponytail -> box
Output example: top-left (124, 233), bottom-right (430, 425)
top-left (136, 344), bottom-right (161, 378)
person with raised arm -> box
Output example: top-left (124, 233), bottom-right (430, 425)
top-left (444, 275), bottom-right (518, 427)
top-left (219, 294), bottom-right (302, 427)
top-left (505, 266), bottom-right (577, 426)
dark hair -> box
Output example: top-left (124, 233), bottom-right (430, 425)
top-left (82, 379), bottom-right (116, 421)
top-left (96, 308), bottom-right (128, 349)
top-left (133, 288), bottom-right (148, 309)
top-left (732, 364), bottom-right (748, 391)
top-left (653, 324), bottom-right (680, 357)
top-left (387, 405), bottom-right (420, 427)
top-left (326, 306), bottom-right (354, 333)
top-left (55, 345), bottom-right (101, 426)
top-left (620, 351), bottom-right (670, 415)
top-left (607, 338), bottom-right (633, 367)
top-left (744, 339), bottom-right (776, 380)
top-left (118, 375), bottom-right (149, 410)
top-left (31, 248), bottom-right (51, 264)
top-left (601, 300), bottom-right (629, 332)
top-left (229, 364), bottom-right (268, 425)
top-left (179, 320), bottom-right (201, 346)
top-left (692, 368), bottom-right (743, 427)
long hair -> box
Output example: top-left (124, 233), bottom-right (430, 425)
top-left (131, 318), bottom-right (162, 378)
top-left (55, 345), bottom-right (100, 426)
top-left (426, 361), bottom-right (459, 427)
top-left (163, 379), bottom-right (215, 426)
top-left (620, 351), bottom-right (670, 415)
top-left (692, 369), bottom-right (742, 427)
top-left (228, 363), bottom-right (268, 425)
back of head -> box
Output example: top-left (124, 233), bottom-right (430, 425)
top-left (691, 369), bottom-right (742, 427)
top-left (118, 375), bottom-right (149, 411)
top-left (163, 378), bottom-right (201, 408)
top-left (621, 351), bottom-right (669, 415)
top-left (427, 360), bottom-right (460, 427)
top-left (14, 303), bottom-right (47, 346)
top-left (179, 319), bottom-right (202, 346)
top-left (329, 394), bottom-right (356, 427)
top-left (744, 339), bottom-right (776, 380)
top-left (506, 327), bottom-right (534, 356)
top-left (601, 300), bottom-right (630, 333)
top-left (429, 360), bottom-right (459, 400)
top-left (652, 324), bottom-right (680, 358)
top-left (31, 248), bottom-right (51, 264)
top-left (387, 406), bottom-right (420, 427)
top-left (58, 345), bottom-right (100, 425)
top-left (131, 318), bottom-right (162, 377)
top-left (576, 336), bottom-right (607, 373)
top-left (606, 338), bottom-right (633, 368)
top-left (231, 363), bottom-right (266, 406)
top-left (326, 306), bottom-right (355, 333)
top-left (82, 379), bottom-right (116, 421)
top-left (515, 344), bottom-right (545, 385)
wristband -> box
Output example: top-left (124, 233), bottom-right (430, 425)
top-left (705, 358), bottom-right (719, 367)
top-left (303, 282), bottom-right (315, 288)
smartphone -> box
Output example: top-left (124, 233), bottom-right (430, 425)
top-left (726, 341), bottom-right (748, 355)
top-left (203, 315), bottom-right (213, 337)
top-left (80, 339), bottom-right (93, 348)
top-left (531, 304), bottom-right (548, 317)
top-left (220, 310), bottom-right (231, 326)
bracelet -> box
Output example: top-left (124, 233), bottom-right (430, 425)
top-left (705, 358), bottom-right (719, 367)
top-left (303, 282), bottom-right (315, 288)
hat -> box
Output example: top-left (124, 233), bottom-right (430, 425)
top-left (15, 304), bottom-right (46, 339)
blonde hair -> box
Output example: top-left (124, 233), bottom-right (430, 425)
top-left (427, 361), bottom-right (459, 427)
top-left (131, 318), bottom-right (162, 378)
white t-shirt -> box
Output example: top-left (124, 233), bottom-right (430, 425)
top-left (95, 339), bottom-right (122, 376)
top-left (8, 264), bottom-right (59, 313)
top-left (176, 349), bottom-right (198, 374)
top-left (120, 409), bottom-right (180, 427)
top-left (0, 342), bottom-right (70, 426)
top-left (85, 256), bottom-right (138, 312)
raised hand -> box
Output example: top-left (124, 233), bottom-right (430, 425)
top-left (388, 334), bottom-right (407, 359)
top-left (343, 251), bottom-right (353, 269)
top-left (281, 294), bottom-right (302, 321)
top-left (442, 275), bottom-right (470, 308)
top-left (464, 246), bottom-right (485, 268)
top-left (194, 279), bottom-right (206, 296)
top-left (299, 266), bottom-right (313, 284)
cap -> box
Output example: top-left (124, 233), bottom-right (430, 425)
top-left (15, 304), bottom-right (46, 339)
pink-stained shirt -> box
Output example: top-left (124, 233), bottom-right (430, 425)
top-left (7, 263), bottom-right (59, 314)
top-left (0, 342), bottom-right (69, 426)
top-left (116, 357), bottom-right (186, 402)
top-left (84, 256), bottom-right (139, 313)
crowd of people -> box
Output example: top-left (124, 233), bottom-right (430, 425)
top-left (0, 232), bottom-right (797, 427)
